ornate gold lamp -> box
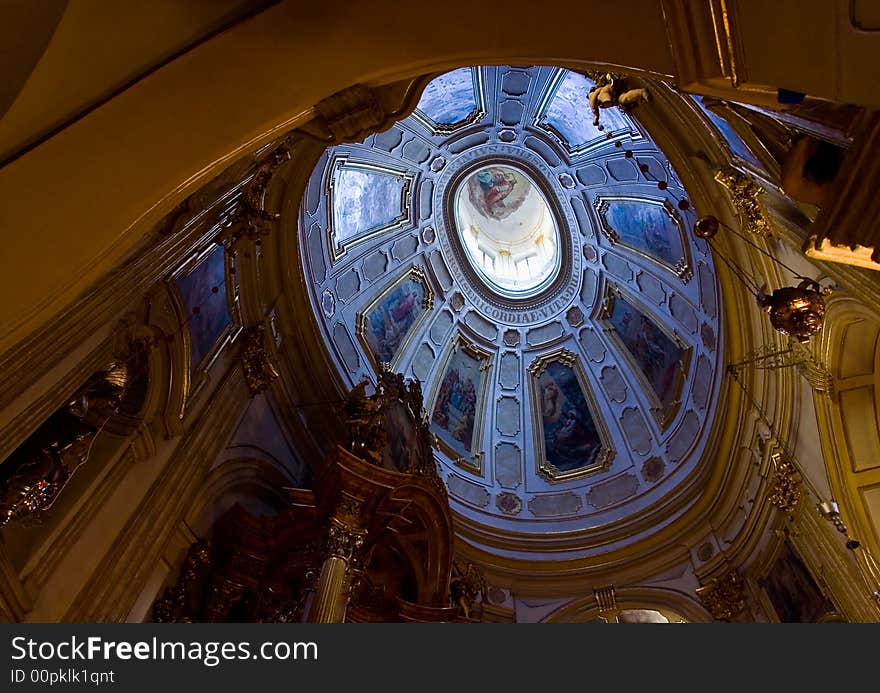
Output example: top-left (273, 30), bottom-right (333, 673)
top-left (816, 499), bottom-right (880, 605)
top-left (694, 215), bottom-right (830, 342)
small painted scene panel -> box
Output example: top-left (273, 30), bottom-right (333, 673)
top-left (537, 361), bottom-right (603, 472)
top-left (415, 67), bottom-right (478, 125)
top-left (176, 245), bottom-right (232, 371)
top-left (758, 542), bottom-right (836, 622)
top-left (603, 200), bottom-right (684, 269)
top-left (331, 166), bottom-right (404, 249)
top-left (430, 347), bottom-right (484, 457)
top-left (541, 71), bottom-right (631, 150)
top-left (364, 278), bottom-right (426, 365)
top-left (609, 296), bottom-right (683, 410)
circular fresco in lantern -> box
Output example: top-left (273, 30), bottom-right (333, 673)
top-left (453, 164), bottom-right (561, 298)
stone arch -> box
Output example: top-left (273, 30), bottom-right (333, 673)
top-left (187, 456), bottom-right (293, 538)
top-left (816, 295), bottom-right (880, 555)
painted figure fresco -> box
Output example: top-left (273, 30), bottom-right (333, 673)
top-left (540, 70), bottom-right (631, 151)
top-left (364, 278), bottom-right (425, 365)
top-left (431, 347), bottom-right (483, 457)
top-left (603, 200), bottom-right (684, 269)
top-left (332, 165), bottom-right (404, 250)
top-left (609, 296), bottom-right (683, 411)
top-left (176, 245), bottom-right (232, 372)
top-left (467, 167), bottom-right (529, 221)
top-left (758, 541), bottom-right (836, 622)
top-left (537, 362), bottom-right (602, 472)
top-left (415, 67), bottom-right (478, 125)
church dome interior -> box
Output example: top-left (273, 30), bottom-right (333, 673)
top-left (2, 1), bottom-right (880, 626)
top-left (299, 66), bottom-right (721, 563)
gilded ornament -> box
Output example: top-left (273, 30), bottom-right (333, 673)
top-left (218, 142), bottom-right (290, 248)
top-left (340, 367), bottom-right (443, 491)
top-left (768, 454), bottom-right (802, 514)
top-left (0, 363), bottom-right (129, 526)
top-left (714, 168), bottom-right (771, 238)
top-left (326, 519), bottom-right (366, 563)
top-left (696, 569), bottom-right (747, 621)
top-left (240, 324), bottom-right (280, 396)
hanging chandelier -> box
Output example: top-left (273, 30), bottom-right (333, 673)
top-left (694, 215), bottom-right (830, 342)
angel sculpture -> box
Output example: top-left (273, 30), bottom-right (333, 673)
top-left (450, 561), bottom-right (485, 620)
top-left (588, 72), bottom-right (651, 126)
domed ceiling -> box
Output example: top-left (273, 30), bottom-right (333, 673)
top-left (298, 66), bottom-right (722, 561)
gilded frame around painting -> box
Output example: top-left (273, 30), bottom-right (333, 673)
top-left (426, 332), bottom-right (493, 476)
top-left (325, 154), bottom-right (416, 261)
top-left (356, 265), bottom-right (434, 375)
top-left (170, 241), bottom-right (240, 409)
top-left (598, 284), bottom-right (691, 430)
top-left (594, 195), bottom-right (693, 283)
top-left (410, 67), bottom-right (487, 136)
top-left (527, 348), bottom-right (614, 483)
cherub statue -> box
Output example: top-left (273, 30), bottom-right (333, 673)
top-left (588, 72), bottom-right (651, 126)
top-left (450, 561), bottom-right (485, 620)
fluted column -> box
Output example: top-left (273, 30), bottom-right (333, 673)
top-left (307, 499), bottom-right (365, 623)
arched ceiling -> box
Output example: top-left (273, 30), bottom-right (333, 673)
top-left (297, 66), bottom-right (723, 562)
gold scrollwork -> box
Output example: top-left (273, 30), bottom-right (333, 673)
top-left (341, 367), bottom-right (444, 492)
top-left (696, 569), bottom-right (747, 621)
top-left (768, 453), bottom-right (802, 515)
top-left (714, 168), bottom-right (771, 238)
top-left (527, 348), bottom-right (577, 377)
